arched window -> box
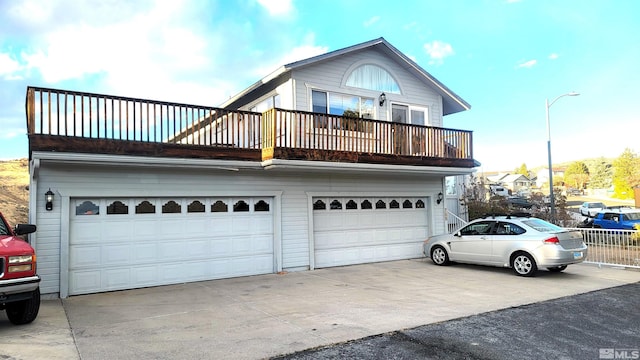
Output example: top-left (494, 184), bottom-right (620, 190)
top-left (162, 200), bottom-right (181, 213)
top-left (107, 201), bottom-right (128, 215)
top-left (254, 200), bottom-right (270, 212)
top-left (187, 200), bottom-right (205, 213)
top-left (135, 200), bottom-right (155, 214)
top-left (211, 200), bottom-right (228, 213)
top-left (361, 200), bottom-right (372, 210)
top-left (313, 200), bottom-right (326, 210)
top-left (233, 200), bottom-right (250, 212)
top-left (346, 64), bottom-right (400, 93)
top-left (346, 200), bottom-right (358, 210)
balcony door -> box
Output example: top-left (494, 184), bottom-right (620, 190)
top-left (392, 104), bottom-right (408, 154)
top-left (392, 104), bottom-right (428, 155)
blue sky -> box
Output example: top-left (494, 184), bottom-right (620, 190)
top-left (1, 0), bottom-right (638, 172)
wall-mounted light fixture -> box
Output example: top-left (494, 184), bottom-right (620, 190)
top-left (378, 92), bottom-right (386, 106)
top-left (436, 192), bottom-right (444, 205)
top-left (45, 188), bottom-right (54, 211)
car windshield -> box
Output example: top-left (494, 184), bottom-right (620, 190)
top-left (0, 218), bottom-right (8, 235)
top-left (589, 203), bottom-right (605, 208)
top-left (521, 218), bottom-right (564, 233)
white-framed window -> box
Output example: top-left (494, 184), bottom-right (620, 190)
top-left (391, 103), bottom-right (429, 125)
top-left (311, 90), bottom-right (374, 119)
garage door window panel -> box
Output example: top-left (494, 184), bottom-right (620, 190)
top-left (376, 200), bottom-right (386, 209)
top-left (107, 201), bottom-right (128, 215)
top-left (313, 200), bottom-right (326, 210)
top-left (76, 200), bottom-right (100, 215)
top-left (403, 200), bottom-right (413, 208)
top-left (233, 200), bottom-right (250, 212)
top-left (136, 200), bottom-right (156, 214)
top-left (330, 200), bottom-right (342, 210)
top-left (361, 200), bottom-right (372, 209)
top-left (162, 200), bottom-right (182, 214)
top-left (390, 200), bottom-right (400, 209)
top-left (254, 200), bottom-right (270, 212)
top-left (187, 200), bottom-right (205, 213)
top-left (211, 200), bottom-right (228, 213)
top-left (346, 200), bottom-right (358, 210)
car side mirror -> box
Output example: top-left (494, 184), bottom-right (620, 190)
top-left (14, 224), bottom-right (37, 236)
top-left (455, 231), bottom-right (462, 237)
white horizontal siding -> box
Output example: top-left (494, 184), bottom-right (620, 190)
top-left (33, 163), bottom-right (445, 294)
top-left (293, 47), bottom-right (443, 126)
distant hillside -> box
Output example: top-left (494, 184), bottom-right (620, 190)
top-left (0, 159), bottom-right (29, 226)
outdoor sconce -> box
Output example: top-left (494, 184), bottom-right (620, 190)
top-left (436, 192), bottom-right (444, 205)
top-left (379, 92), bottom-right (386, 106)
top-left (45, 188), bottom-right (54, 211)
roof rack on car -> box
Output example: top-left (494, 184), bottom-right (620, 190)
top-left (481, 212), bottom-right (532, 219)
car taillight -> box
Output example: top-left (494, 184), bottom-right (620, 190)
top-left (544, 237), bottom-right (560, 244)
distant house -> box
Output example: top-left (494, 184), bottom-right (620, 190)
top-left (26, 37), bottom-right (478, 298)
top-left (499, 174), bottom-right (533, 193)
top-left (536, 168), bottom-right (564, 188)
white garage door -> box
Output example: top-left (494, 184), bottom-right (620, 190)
top-left (313, 196), bottom-right (428, 268)
top-left (69, 197), bottom-right (274, 295)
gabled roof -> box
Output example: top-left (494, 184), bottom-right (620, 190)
top-left (500, 174), bottom-right (532, 183)
top-left (220, 37), bottom-right (471, 115)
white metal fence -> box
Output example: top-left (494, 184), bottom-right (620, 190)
top-left (568, 227), bottom-right (640, 269)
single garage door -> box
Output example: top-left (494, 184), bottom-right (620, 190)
top-left (313, 196), bottom-right (428, 268)
top-left (69, 197), bottom-right (274, 295)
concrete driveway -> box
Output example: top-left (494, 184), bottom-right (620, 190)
top-left (2, 260), bottom-right (640, 359)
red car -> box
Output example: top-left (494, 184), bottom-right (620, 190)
top-left (0, 211), bottom-right (40, 325)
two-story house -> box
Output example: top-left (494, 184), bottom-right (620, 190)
top-left (26, 37), bottom-right (478, 298)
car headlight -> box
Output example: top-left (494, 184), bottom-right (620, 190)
top-left (8, 264), bottom-right (33, 273)
top-left (8, 255), bottom-right (34, 264)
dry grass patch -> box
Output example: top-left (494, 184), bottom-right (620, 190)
top-left (0, 158), bottom-right (30, 226)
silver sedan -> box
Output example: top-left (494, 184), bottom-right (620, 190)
top-left (423, 215), bottom-right (588, 276)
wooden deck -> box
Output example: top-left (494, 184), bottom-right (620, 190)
top-left (26, 86), bottom-right (476, 168)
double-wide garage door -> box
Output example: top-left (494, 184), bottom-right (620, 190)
top-left (69, 197), bottom-right (274, 295)
top-left (313, 196), bottom-right (428, 268)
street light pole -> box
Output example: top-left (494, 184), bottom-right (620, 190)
top-left (546, 91), bottom-right (579, 223)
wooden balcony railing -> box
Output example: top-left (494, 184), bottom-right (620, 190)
top-left (25, 87), bottom-right (474, 167)
top-left (261, 108), bottom-right (473, 162)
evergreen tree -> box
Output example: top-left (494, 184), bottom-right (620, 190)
top-left (588, 158), bottom-right (612, 189)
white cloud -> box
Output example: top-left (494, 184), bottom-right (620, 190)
top-left (364, 16), bottom-right (380, 27)
top-left (423, 40), bottom-right (454, 65)
top-left (548, 53), bottom-right (559, 60)
top-left (517, 59), bottom-right (537, 68)
top-left (257, 0), bottom-right (293, 16)
top-left (0, 52), bottom-right (22, 79)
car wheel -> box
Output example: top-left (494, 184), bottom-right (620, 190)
top-left (511, 252), bottom-right (537, 277)
top-left (430, 246), bottom-right (450, 266)
top-left (547, 265), bottom-right (568, 272)
top-left (6, 288), bottom-right (41, 325)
